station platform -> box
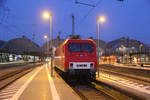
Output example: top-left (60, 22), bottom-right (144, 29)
top-left (0, 63), bottom-right (81, 100)
top-left (96, 68), bottom-right (150, 100)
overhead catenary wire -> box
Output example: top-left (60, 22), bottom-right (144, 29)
top-left (75, 0), bottom-right (96, 7)
top-left (56, 0), bottom-right (103, 38)
top-left (0, 0), bottom-right (9, 23)
top-left (77, 0), bottom-right (103, 25)
top-left (0, 23), bottom-right (21, 37)
top-left (75, 0), bottom-right (124, 33)
top-left (0, 1), bottom-right (39, 41)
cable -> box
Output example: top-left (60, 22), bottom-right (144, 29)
top-left (76, 0), bottom-right (103, 27)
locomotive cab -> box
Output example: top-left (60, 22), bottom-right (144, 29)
top-left (65, 39), bottom-right (97, 80)
top-left (55, 38), bottom-right (98, 81)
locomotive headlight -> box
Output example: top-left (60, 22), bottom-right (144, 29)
top-left (90, 63), bottom-right (94, 68)
top-left (70, 63), bottom-right (73, 69)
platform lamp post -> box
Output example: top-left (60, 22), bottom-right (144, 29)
top-left (97, 16), bottom-right (105, 77)
top-left (43, 11), bottom-right (53, 77)
top-left (139, 44), bottom-right (143, 65)
top-left (44, 35), bottom-right (49, 55)
top-left (44, 35), bottom-right (50, 68)
top-left (97, 16), bottom-right (105, 64)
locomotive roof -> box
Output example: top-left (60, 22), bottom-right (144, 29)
top-left (56, 38), bottom-right (96, 50)
top-left (62, 38), bottom-right (96, 45)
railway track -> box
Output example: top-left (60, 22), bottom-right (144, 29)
top-left (100, 69), bottom-right (150, 84)
top-left (72, 83), bottom-right (115, 100)
top-left (0, 62), bottom-right (31, 69)
top-left (72, 81), bottom-right (137, 100)
top-left (99, 64), bottom-right (150, 80)
top-left (98, 69), bottom-right (150, 100)
top-left (55, 67), bottom-right (135, 100)
top-left (0, 63), bottom-right (43, 90)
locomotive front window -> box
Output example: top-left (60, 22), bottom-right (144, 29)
top-left (81, 43), bottom-right (94, 52)
top-left (68, 43), bottom-right (94, 52)
top-left (68, 43), bottom-right (80, 52)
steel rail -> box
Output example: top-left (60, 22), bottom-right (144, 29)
top-left (0, 63), bottom-right (43, 90)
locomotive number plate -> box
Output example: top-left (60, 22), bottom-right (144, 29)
top-left (70, 62), bottom-right (93, 69)
top-left (76, 64), bottom-right (87, 67)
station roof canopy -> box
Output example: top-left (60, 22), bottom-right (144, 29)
top-left (1, 36), bottom-right (40, 55)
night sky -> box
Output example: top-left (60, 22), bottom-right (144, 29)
top-left (0, 0), bottom-right (150, 46)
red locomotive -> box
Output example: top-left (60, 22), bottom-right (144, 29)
top-left (55, 38), bottom-right (97, 80)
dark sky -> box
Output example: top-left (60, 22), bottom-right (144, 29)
top-left (0, 0), bottom-right (150, 46)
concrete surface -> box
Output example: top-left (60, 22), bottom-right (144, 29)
top-left (0, 63), bottom-right (81, 100)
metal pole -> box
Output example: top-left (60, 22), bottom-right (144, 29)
top-left (145, 54), bottom-right (146, 64)
top-left (97, 20), bottom-right (100, 77)
top-left (47, 38), bottom-right (50, 68)
top-left (109, 49), bottom-right (110, 64)
top-left (122, 51), bottom-right (124, 63)
top-left (72, 14), bottom-right (75, 35)
top-left (97, 20), bottom-right (100, 62)
top-left (50, 16), bottom-right (53, 48)
top-left (47, 36), bottom-right (50, 60)
top-left (47, 39), bottom-right (49, 54)
top-left (139, 45), bottom-right (143, 65)
top-left (50, 15), bottom-right (53, 77)
top-left (140, 46), bottom-right (141, 64)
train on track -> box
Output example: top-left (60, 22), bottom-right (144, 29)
top-left (55, 38), bottom-right (98, 81)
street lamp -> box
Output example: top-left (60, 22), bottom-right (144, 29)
top-left (97, 16), bottom-right (105, 77)
top-left (42, 11), bottom-right (53, 77)
top-left (43, 12), bottom-right (53, 48)
top-left (97, 16), bottom-right (105, 64)
top-left (98, 17), bottom-right (105, 23)
top-left (44, 35), bottom-right (48, 39)
top-left (44, 35), bottom-right (49, 55)
top-left (139, 44), bottom-right (143, 64)
top-left (43, 12), bottom-right (51, 19)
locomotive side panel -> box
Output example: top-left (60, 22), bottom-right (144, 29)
top-left (55, 44), bottom-right (65, 71)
